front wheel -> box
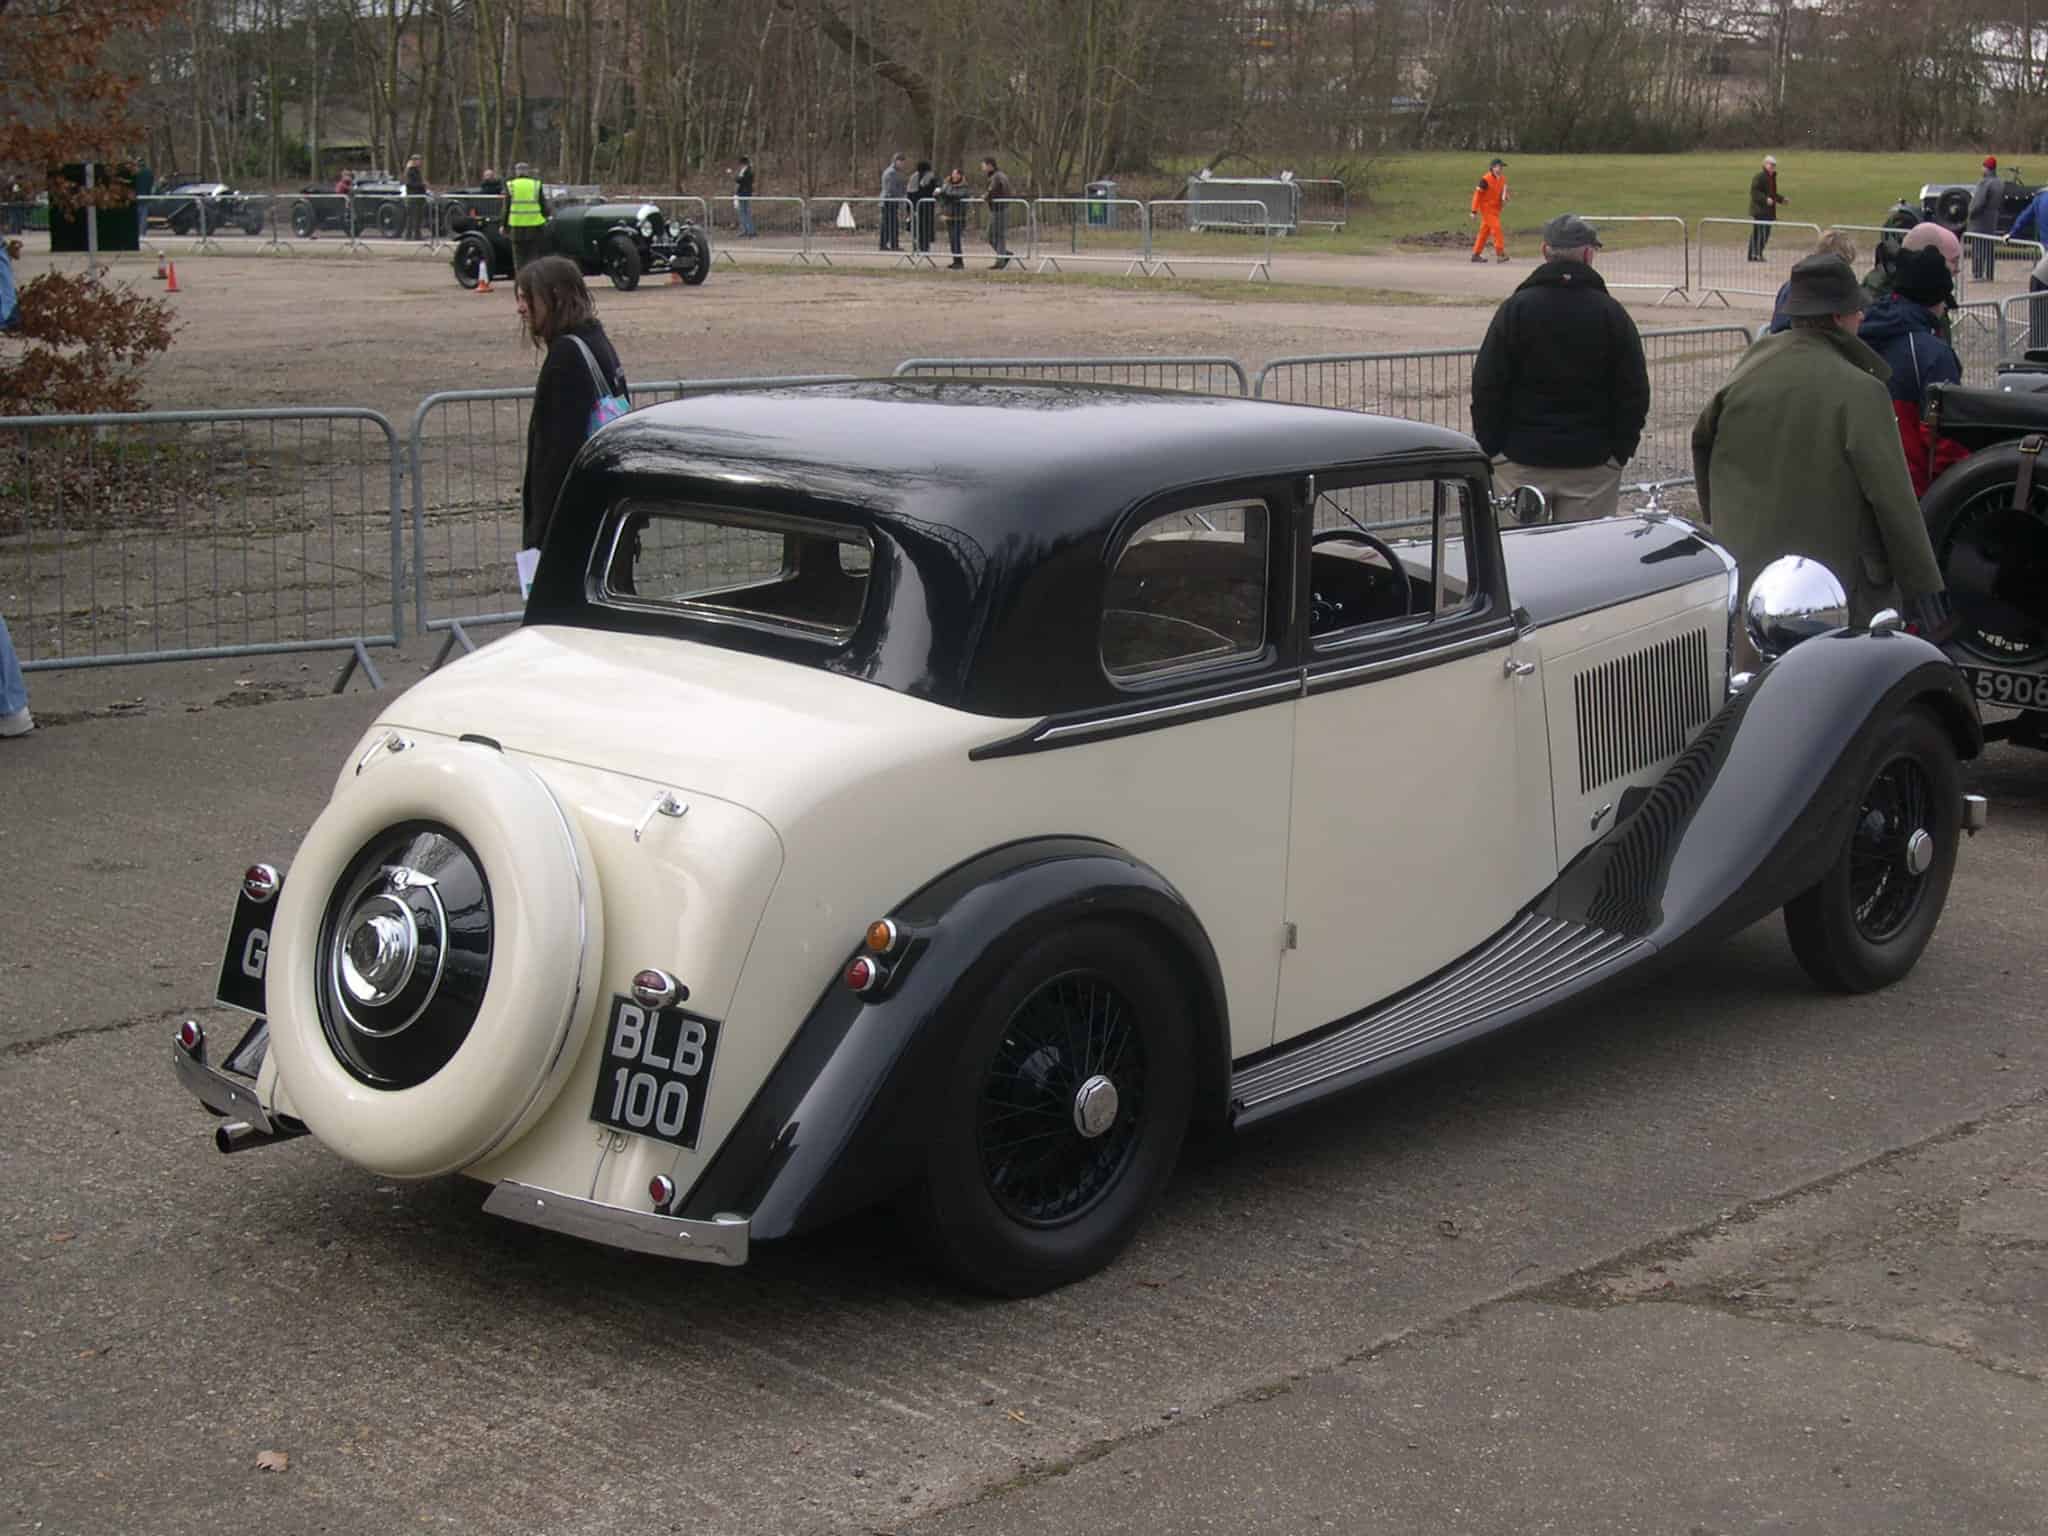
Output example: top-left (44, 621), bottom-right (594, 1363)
top-left (1784, 707), bottom-right (1962, 993)
top-left (602, 232), bottom-right (642, 291)
top-left (291, 202), bottom-right (316, 238)
top-left (377, 201), bottom-right (403, 237)
top-left (912, 922), bottom-right (1194, 1295)
top-left (452, 235), bottom-right (491, 290)
top-left (673, 229), bottom-right (711, 286)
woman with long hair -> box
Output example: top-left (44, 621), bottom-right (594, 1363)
top-left (517, 254), bottom-right (630, 553)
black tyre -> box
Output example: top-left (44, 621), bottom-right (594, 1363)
top-left (912, 922), bottom-right (1194, 1295)
top-left (291, 201), bottom-right (316, 238)
top-left (602, 232), bottom-right (642, 291)
top-left (168, 207), bottom-right (195, 236)
top-left (377, 201), bottom-right (403, 238)
top-left (1784, 708), bottom-right (1962, 993)
top-left (240, 208), bottom-right (264, 236)
top-left (1937, 187), bottom-right (1973, 229)
top-left (1922, 446), bottom-right (2048, 668)
top-left (452, 235), bottom-right (490, 290)
top-left (673, 229), bottom-right (711, 287)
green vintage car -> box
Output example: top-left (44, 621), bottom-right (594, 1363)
top-left (450, 199), bottom-right (711, 292)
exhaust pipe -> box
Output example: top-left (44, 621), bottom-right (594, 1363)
top-left (214, 1120), bottom-right (306, 1155)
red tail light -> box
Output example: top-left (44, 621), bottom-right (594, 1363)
top-left (844, 955), bottom-right (885, 994)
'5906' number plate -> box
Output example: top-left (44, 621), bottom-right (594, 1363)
top-left (587, 996), bottom-right (721, 1150)
top-left (1964, 667), bottom-right (2048, 713)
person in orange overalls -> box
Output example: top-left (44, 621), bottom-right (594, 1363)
top-left (1470, 158), bottom-right (1509, 263)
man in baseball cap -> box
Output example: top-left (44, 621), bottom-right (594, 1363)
top-left (1470, 213), bottom-right (1649, 522)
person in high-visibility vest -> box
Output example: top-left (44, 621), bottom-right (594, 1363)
top-left (1470, 157), bottom-right (1509, 263)
top-left (505, 162), bottom-right (550, 273)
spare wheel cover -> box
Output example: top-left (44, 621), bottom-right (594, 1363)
top-left (267, 740), bottom-right (605, 1177)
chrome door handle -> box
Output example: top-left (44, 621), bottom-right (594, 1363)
top-left (1503, 657), bottom-right (1536, 678)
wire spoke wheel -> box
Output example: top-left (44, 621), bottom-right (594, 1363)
top-left (1847, 755), bottom-right (1935, 943)
top-left (976, 971), bottom-right (1145, 1226)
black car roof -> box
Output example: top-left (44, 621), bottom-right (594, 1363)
top-left (539, 380), bottom-right (1488, 716)
top-left (582, 379), bottom-right (1478, 542)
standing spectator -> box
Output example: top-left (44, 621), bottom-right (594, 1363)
top-left (518, 256), bottom-right (630, 554)
top-left (0, 235), bottom-right (20, 333)
top-left (939, 167), bottom-right (970, 269)
top-left (505, 162), bottom-right (550, 273)
top-left (1768, 228), bottom-right (1862, 333)
top-left (0, 606), bottom-right (29, 738)
top-left (1967, 155), bottom-right (2003, 281)
top-left (1692, 254), bottom-right (1948, 651)
top-left (731, 156), bottom-right (756, 238)
top-left (1470, 214), bottom-right (1649, 523)
top-left (880, 153), bottom-right (908, 252)
top-left (1747, 154), bottom-right (1786, 261)
top-left (983, 157), bottom-right (1015, 269)
top-left (402, 154), bottom-right (428, 240)
top-left (908, 160), bottom-right (939, 255)
top-left (1864, 221), bottom-right (1960, 303)
top-left (1858, 246), bottom-right (1967, 497)
top-left (1469, 157), bottom-right (1508, 263)
top-left (324, 168), bottom-right (354, 239)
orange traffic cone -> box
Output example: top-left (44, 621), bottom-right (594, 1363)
top-left (669, 267), bottom-right (683, 285)
top-left (476, 269), bottom-right (492, 293)
top-left (165, 261), bottom-right (180, 293)
top-left (155, 254), bottom-right (167, 280)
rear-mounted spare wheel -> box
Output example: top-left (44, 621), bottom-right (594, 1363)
top-left (265, 741), bottom-right (606, 1177)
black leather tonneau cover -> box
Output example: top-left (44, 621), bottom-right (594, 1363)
top-left (1927, 382), bottom-right (2048, 450)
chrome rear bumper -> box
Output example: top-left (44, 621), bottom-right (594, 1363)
top-left (171, 1019), bottom-right (284, 1136)
top-left (483, 1179), bottom-right (749, 1266)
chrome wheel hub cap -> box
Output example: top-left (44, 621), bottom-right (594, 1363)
top-left (1072, 1074), bottom-right (1120, 1139)
top-left (1904, 828), bottom-right (1935, 877)
top-left (340, 895), bottom-right (420, 1010)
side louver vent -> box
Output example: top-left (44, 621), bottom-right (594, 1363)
top-left (1573, 627), bottom-right (1713, 795)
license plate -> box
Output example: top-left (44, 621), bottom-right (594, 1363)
top-left (215, 888), bottom-right (277, 1015)
top-left (587, 996), bottom-right (721, 1150)
top-left (1963, 666), bottom-right (2048, 713)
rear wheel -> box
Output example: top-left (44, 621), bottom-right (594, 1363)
top-left (1784, 708), bottom-right (1961, 993)
top-left (240, 207), bottom-right (264, 236)
top-left (1922, 447), bottom-right (2048, 668)
top-left (602, 232), bottom-right (642, 291)
top-left (377, 201), bottom-right (403, 237)
top-left (1937, 187), bottom-right (1973, 229)
top-left (912, 922), bottom-right (1193, 1295)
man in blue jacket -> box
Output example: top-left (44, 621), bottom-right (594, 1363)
top-left (1857, 245), bottom-right (1964, 496)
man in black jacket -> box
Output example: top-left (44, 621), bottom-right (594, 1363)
top-left (1470, 213), bottom-right (1650, 523)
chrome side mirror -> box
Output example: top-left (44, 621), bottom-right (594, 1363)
top-left (1744, 555), bottom-right (1847, 661)
top-left (1510, 484), bottom-right (1549, 525)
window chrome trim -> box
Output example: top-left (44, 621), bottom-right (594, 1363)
top-left (1305, 618), bottom-right (1516, 693)
top-left (970, 674), bottom-right (1301, 759)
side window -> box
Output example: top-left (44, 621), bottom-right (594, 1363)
top-left (1306, 477), bottom-right (1477, 644)
top-left (1101, 500), bottom-right (1270, 680)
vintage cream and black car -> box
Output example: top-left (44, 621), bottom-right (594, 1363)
top-left (173, 382), bottom-right (1987, 1294)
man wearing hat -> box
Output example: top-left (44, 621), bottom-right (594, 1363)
top-left (1469, 158), bottom-right (1509, 263)
top-left (1859, 245), bottom-right (1966, 495)
top-left (1470, 214), bottom-right (1649, 522)
top-left (1747, 154), bottom-right (1786, 261)
top-left (1691, 253), bottom-right (1948, 656)
top-left (1967, 156), bottom-right (2003, 280)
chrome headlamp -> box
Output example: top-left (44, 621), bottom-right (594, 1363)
top-left (1744, 555), bottom-right (1848, 662)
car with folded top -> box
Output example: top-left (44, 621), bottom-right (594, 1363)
top-left (172, 379), bottom-right (1986, 1295)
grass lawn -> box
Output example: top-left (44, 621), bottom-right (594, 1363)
top-left (1319, 150), bottom-right (2032, 252)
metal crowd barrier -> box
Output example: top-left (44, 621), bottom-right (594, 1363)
top-left (409, 375), bottom-right (855, 663)
top-left (892, 356), bottom-right (1249, 395)
top-left (1143, 201), bottom-right (1273, 281)
top-left (1575, 215), bottom-right (1688, 303)
top-left (1252, 325), bottom-right (1753, 484)
top-left (1963, 232), bottom-right (2044, 296)
top-left (1999, 290), bottom-right (2046, 361)
top-left (1692, 218), bottom-right (1823, 307)
top-left (1292, 178), bottom-right (1347, 231)
top-left (707, 194), bottom-right (810, 263)
top-left (1033, 198), bottom-right (1149, 275)
top-left (1948, 299), bottom-right (2006, 386)
top-left (0, 408), bottom-right (404, 689)
top-left (804, 197), bottom-right (923, 266)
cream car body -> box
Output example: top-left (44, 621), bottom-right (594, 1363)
top-left (176, 382), bottom-right (1982, 1294)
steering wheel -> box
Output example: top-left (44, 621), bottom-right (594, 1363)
top-left (1311, 527), bottom-right (1413, 619)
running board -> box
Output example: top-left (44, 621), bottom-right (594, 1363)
top-left (1231, 913), bottom-right (1648, 1125)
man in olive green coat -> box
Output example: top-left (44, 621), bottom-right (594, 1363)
top-left (1692, 254), bottom-right (1946, 658)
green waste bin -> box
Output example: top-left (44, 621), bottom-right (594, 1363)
top-left (1085, 180), bottom-right (1116, 228)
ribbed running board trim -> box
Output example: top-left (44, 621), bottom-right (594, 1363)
top-left (1231, 913), bottom-right (1647, 1117)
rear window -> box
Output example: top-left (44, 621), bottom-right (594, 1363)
top-left (593, 500), bottom-right (872, 643)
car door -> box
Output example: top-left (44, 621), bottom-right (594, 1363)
top-left (1271, 468), bottom-right (1553, 1046)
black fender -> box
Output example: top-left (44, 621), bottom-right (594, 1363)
top-left (677, 836), bottom-right (1231, 1240)
top-left (1537, 627), bottom-right (1979, 951)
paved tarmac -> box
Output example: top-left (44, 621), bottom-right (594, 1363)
top-left (3, 663), bottom-right (2045, 1535)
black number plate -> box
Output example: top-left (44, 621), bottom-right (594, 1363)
top-left (587, 996), bottom-right (721, 1150)
top-left (215, 888), bottom-right (277, 1015)
top-left (1964, 667), bottom-right (2048, 714)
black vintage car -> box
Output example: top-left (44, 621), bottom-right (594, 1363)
top-left (450, 199), bottom-right (711, 291)
top-left (148, 181), bottom-right (266, 237)
top-left (1918, 168), bottom-right (2035, 236)
top-left (1921, 382), bottom-right (2048, 746)
top-left (289, 177), bottom-right (412, 238)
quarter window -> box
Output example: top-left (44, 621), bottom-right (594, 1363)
top-left (1102, 500), bottom-right (1270, 679)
